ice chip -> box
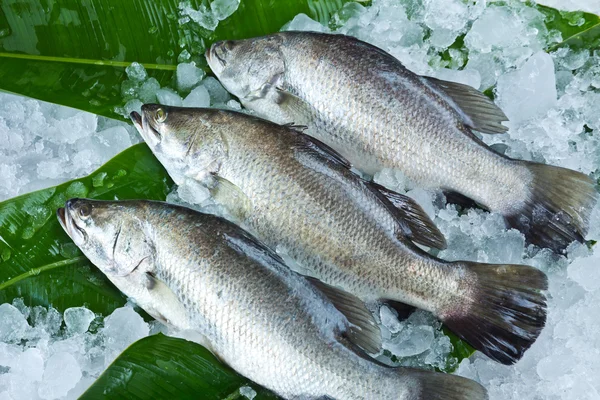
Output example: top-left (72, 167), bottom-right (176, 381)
top-left (64, 307), bottom-right (96, 335)
top-left (285, 14), bottom-right (328, 32)
top-left (14, 348), bottom-right (44, 382)
top-left (384, 324), bottom-right (435, 357)
top-left (379, 305), bottom-right (402, 334)
top-left (102, 307), bottom-right (149, 365)
top-left (210, 0), bottom-right (241, 21)
top-left (180, 3), bottom-right (218, 31)
top-left (202, 77), bottom-right (231, 104)
top-left (156, 88), bottom-right (183, 107)
top-left (125, 62), bottom-right (148, 82)
top-left (176, 62), bottom-right (205, 92)
top-left (183, 85), bottom-right (211, 108)
top-left (138, 78), bottom-right (161, 103)
top-left (38, 352), bottom-right (82, 400)
top-left (0, 304), bottom-right (30, 343)
top-left (497, 52), bottom-right (557, 124)
top-left (124, 99), bottom-right (143, 116)
top-left (239, 386), bottom-right (257, 399)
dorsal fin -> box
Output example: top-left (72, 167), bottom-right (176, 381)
top-left (369, 182), bottom-right (447, 250)
top-left (307, 277), bottom-right (382, 354)
top-left (423, 76), bottom-right (509, 134)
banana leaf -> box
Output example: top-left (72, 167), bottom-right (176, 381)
top-left (81, 333), bottom-right (277, 400)
top-left (0, 143), bottom-right (173, 316)
top-left (0, 0), bottom-right (362, 120)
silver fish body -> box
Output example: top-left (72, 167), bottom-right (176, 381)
top-left (206, 31), bottom-right (598, 253)
top-left (57, 199), bottom-right (485, 400)
top-left (131, 106), bottom-right (548, 366)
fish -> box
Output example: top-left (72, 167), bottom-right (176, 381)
top-left (57, 198), bottom-right (487, 400)
top-left (205, 31), bottom-right (599, 254)
top-left (130, 105), bottom-right (548, 365)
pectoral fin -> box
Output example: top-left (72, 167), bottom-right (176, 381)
top-left (244, 85), bottom-right (314, 127)
top-left (208, 174), bottom-right (253, 222)
top-left (142, 272), bottom-right (190, 329)
top-left (307, 277), bottom-right (382, 354)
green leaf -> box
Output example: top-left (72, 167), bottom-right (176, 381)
top-left (0, 143), bottom-right (174, 316)
top-left (539, 5), bottom-right (600, 52)
top-left (0, 0), bottom-right (359, 120)
top-left (81, 333), bottom-right (278, 400)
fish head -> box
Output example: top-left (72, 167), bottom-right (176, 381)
top-left (206, 36), bottom-right (286, 100)
top-left (132, 105), bottom-right (228, 183)
top-left (57, 199), bottom-right (155, 279)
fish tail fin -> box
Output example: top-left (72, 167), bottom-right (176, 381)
top-left (505, 161), bottom-right (597, 252)
top-left (409, 369), bottom-right (488, 400)
top-left (443, 262), bottom-right (548, 365)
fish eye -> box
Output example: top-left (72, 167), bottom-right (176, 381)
top-left (79, 204), bottom-right (92, 219)
top-left (155, 108), bottom-right (167, 123)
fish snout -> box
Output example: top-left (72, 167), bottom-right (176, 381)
top-left (130, 111), bottom-right (142, 130)
top-left (207, 41), bottom-right (234, 73)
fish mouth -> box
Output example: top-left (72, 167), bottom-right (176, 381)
top-left (57, 199), bottom-right (87, 245)
top-left (130, 111), bottom-right (142, 132)
top-left (132, 106), bottom-right (161, 146)
top-left (206, 42), bottom-right (227, 75)
top-left (57, 207), bottom-right (67, 231)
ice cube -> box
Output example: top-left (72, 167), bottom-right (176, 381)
top-left (202, 77), bottom-right (231, 104)
top-left (180, 3), bottom-right (218, 31)
top-left (176, 62), bottom-right (205, 92)
top-left (13, 348), bottom-right (44, 382)
top-left (239, 386), bottom-right (257, 399)
top-left (379, 305), bottom-right (402, 334)
top-left (226, 100), bottom-right (242, 110)
top-left (126, 62), bottom-right (148, 82)
top-left (138, 78), bottom-right (161, 103)
top-left (183, 85), bottom-right (211, 108)
top-left (496, 52), bottom-right (557, 124)
top-left (156, 88), bottom-right (183, 107)
top-left (384, 324), bottom-right (435, 357)
top-left (284, 14), bottom-right (328, 32)
top-left (38, 352), bottom-right (82, 400)
top-left (124, 99), bottom-right (143, 116)
top-left (102, 307), bottom-right (149, 365)
top-left (210, 0), bottom-right (241, 21)
top-left (30, 306), bottom-right (63, 336)
top-left (64, 307), bottom-right (96, 335)
top-left (0, 304), bottom-right (30, 343)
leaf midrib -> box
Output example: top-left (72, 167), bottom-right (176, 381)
top-left (0, 256), bottom-right (87, 290)
top-left (0, 52), bottom-right (177, 71)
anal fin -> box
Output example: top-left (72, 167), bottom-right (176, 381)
top-left (307, 277), bottom-right (382, 354)
top-left (370, 182), bottom-right (447, 250)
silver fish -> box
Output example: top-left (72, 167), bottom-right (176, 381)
top-left (131, 106), bottom-right (548, 365)
top-left (206, 31), bottom-right (598, 253)
top-left (57, 198), bottom-right (487, 400)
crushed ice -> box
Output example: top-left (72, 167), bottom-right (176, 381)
top-left (0, 302), bottom-right (148, 399)
top-left (1, 0), bottom-right (600, 399)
